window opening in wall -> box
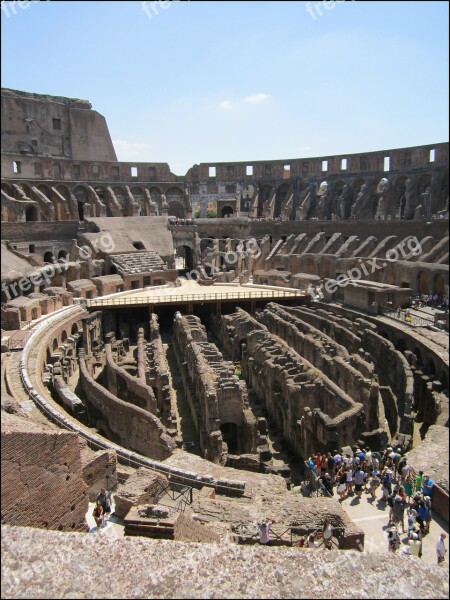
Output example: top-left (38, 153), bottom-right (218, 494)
top-left (264, 164), bottom-right (271, 177)
top-left (52, 118), bottom-right (61, 130)
top-left (341, 158), bottom-right (347, 170)
top-left (209, 166), bottom-right (216, 177)
top-left (246, 165), bottom-right (253, 176)
top-left (227, 165), bottom-right (235, 178)
top-left (34, 163), bottom-right (42, 176)
top-left (72, 165), bottom-right (81, 179)
top-left (13, 161), bottom-right (21, 173)
top-left (131, 166), bottom-right (138, 177)
top-left (429, 148), bottom-right (436, 162)
top-left (29, 244), bottom-right (35, 254)
top-left (53, 164), bottom-right (61, 178)
top-left (92, 165), bottom-right (99, 177)
top-left (111, 166), bottom-right (120, 180)
top-left (31, 139), bottom-right (37, 146)
top-left (384, 157), bottom-right (390, 172)
top-left (131, 280), bottom-right (140, 290)
top-left (26, 125), bottom-right (30, 134)
top-left (322, 160), bottom-right (328, 172)
top-left (284, 164), bottom-right (291, 172)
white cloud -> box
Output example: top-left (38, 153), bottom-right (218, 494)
top-left (219, 100), bottom-right (233, 111)
top-left (243, 93), bottom-right (270, 104)
top-left (112, 139), bottom-right (150, 160)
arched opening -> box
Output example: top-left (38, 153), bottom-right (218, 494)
top-left (395, 339), bottom-right (407, 353)
top-left (110, 265), bottom-right (118, 275)
top-left (433, 273), bottom-right (446, 296)
top-left (44, 251), bottom-right (55, 264)
top-left (258, 185), bottom-right (272, 218)
top-left (416, 271), bottom-right (430, 295)
top-left (25, 205), bottom-right (38, 222)
top-left (71, 323), bottom-right (79, 336)
top-left (58, 250), bottom-right (68, 260)
top-left (74, 187), bottom-right (88, 220)
top-left (168, 201), bottom-right (185, 219)
top-left (392, 176), bottom-right (407, 219)
top-left (52, 339), bottom-right (59, 352)
top-left (221, 206), bottom-right (234, 218)
top-left (220, 422), bottom-right (239, 454)
top-left (166, 187), bottom-right (185, 218)
top-left (175, 245), bottom-right (194, 272)
top-left (61, 330), bottom-right (68, 343)
top-left (274, 183), bottom-right (290, 219)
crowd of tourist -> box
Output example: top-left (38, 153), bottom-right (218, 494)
top-left (411, 293), bottom-right (449, 310)
top-left (168, 218), bottom-right (195, 226)
top-left (306, 445), bottom-right (447, 562)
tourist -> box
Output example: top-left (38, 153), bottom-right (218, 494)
top-left (422, 474), bottom-right (434, 497)
top-left (317, 472), bottom-right (334, 496)
top-left (306, 533), bottom-right (319, 548)
top-left (391, 494), bottom-right (406, 533)
top-left (424, 496), bottom-right (432, 533)
top-left (345, 466), bottom-right (354, 495)
top-left (353, 466), bottom-right (366, 499)
top-left (369, 470), bottom-right (381, 500)
top-left (407, 508), bottom-right (418, 536)
top-left (381, 469), bottom-right (393, 500)
top-left (257, 518), bottom-right (274, 545)
top-left (387, 526), bottom-right (401, 553)
top-left (416, 501), bottom-right (429, 533)
top-left (96, 487), bottom-right (112, 525)
top-left (322, 518), bottom-right (333, 550)
top-left (336, 467), bottom-right (347, 501)
top-left (436, 533), bottom-right (447, 565)
top-left (415, 470), bottom-right (424, 493)
top-left (92, 500), bottom-right (103, 532)
top-left (409, 531), bottom-right (422, 558)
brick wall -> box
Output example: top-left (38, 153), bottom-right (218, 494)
top-left (1, 413), bottom-right (88, 532)
top-left (173, 513), bottom-right (221, 544)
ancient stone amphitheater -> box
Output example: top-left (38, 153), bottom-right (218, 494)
top-left (1, 88), bottom-right (449, 598)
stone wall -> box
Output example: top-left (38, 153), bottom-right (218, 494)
top-left (173, 512), bottom-right (221, 544)
top-left (79, 354), bottom-right (176, 461)
top-left (172, 312), bottom-right (258, 463)
top-left (1, 412), bottom-right (88, 531)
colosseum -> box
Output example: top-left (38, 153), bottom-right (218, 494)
top-left (1, 88), bottom-right (449, 598)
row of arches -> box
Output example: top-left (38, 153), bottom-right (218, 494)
top-left (1, 181), bottom-right (190, 222)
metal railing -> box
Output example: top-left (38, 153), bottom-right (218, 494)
top-left (232, 522), bottom-right (345, 547)
top-left (86, 288), bottom-right (302, 308)
top-left (302, 461), bottom-right (333, 498)
top-left (154, 480), bottom-right (193, 513)
top-left (379, 305), bottom-right (438, 328)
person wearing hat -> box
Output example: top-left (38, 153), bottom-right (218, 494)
top-left (387, 526), bottom-right (401, 552)
top-left (409, 531), bottom-right (422, 557)
top-left (392, 494), bottom-right (406, 533)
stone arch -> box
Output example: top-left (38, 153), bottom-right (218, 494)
top-left (131, 186), bottom-right (145, 214)
top-left (44, 251), bottom-right (55, 263)
top-left (1, 182), bottom-right (12, 195)
top-left (274, 183), bottom-right (290, 219)
top-left (438, 171), bottom-right (449, 214)
top-left (112, 186), bottom-right (126, 208)
top-left (258, 184), bottom-right (272, 217)
top-left (221, 205), bottom-right (234, 218)
top-left (37, 183), bottom-right (52, 198)
top-left (416, 271), bottom-right (430, 295)
top-left (71, 323), bottom-right (79, 336)
top-left (332, 179), bottom-right (346, 215)
top-left (149, 186), bottom-right (162, 213)
top-left (25, 205), bottom-right (39, 222)
top-left (58, 249), bottom-right (68, 260)
top-left (17, 182), bottom-right (31, 198)
top-left (175, 244), bottom-right (194, 271)
top-left (390, 175), bottom-right (408, 219)
top-left (61, 330), bottom-right (68, 343)
top-left (52, 338), bottom-right (59, 352)
top-left (74, 185), bottom-right (88, 220)
top-left (416, 173), bottom-right (432, 196)
top-left (220, 422), bottom-right (239, 454)
top-left (166, 187), bottom-right (186, 218)
top-left (433, 273), bottom-right (446, 296)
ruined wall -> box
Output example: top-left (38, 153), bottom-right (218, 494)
top-left (1, 412), bottom-right (88, 531)
top-left (172, 313), bottom-right (257, 463)
top-left (79, 354), bottom-right (175, 461)
top-left (104, 342), bottom-right (158, 415)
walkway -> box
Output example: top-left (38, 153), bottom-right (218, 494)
top-left (340, 489), bottom-right (449, 564)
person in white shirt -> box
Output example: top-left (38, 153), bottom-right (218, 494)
top-left (307, 533), bottom-right (319, 548)
top-left (257, 518), bottom-right (274, 545)
top-left (436, 533), bottom-right (447, 565)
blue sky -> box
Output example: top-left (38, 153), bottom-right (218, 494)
top-left (2, 1), bottom-right (448, 175)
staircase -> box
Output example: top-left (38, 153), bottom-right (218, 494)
top-left (110, 251), bottom-right (166, 275)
